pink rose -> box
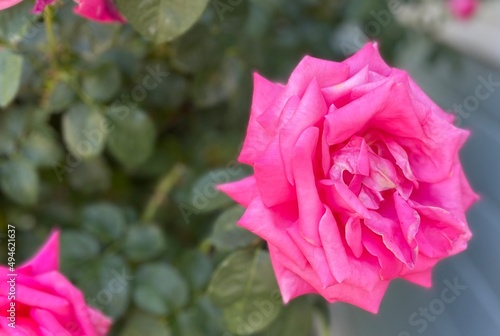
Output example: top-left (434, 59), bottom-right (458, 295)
top-left (73, 0), bottom-right (125, 23)
top-left (0, 231), bottom-right (111, 335)
top-left (448, 0), bottom-right (479, 19)
top-left (219, 43), bottom-right (478, 313)
top-left (0, 0), bottom-right (54, 12)
top-left (0, 0), bottom-right (124, 24)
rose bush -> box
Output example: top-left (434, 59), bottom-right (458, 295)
top-left (220, 43), bottom-right (478, 313)
top-left (0, 232), bottom-right (111, 335)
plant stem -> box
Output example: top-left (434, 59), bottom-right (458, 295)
top-left (43, 6), bottom-right (57, 60)
top-left (141, 163), bottom-right (186, 223)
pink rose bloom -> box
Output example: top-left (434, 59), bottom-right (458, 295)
top-left (0, 0), bottom-right (124, 24)
top-left (0, 0), bottom-right (54, 12)
top-left (448, 0), bottom-right (479, 19)
top-left (73, 0), bottom-right (125, 23)
top-left (219, 43), bottom-right (478, 313)
top-left (0, 231), bottom-right (111, 335)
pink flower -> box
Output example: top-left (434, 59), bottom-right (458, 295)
top-left (0, 231), bottom-right (112, 335)
top-left (219, 43), bottom-right (478, 313)
top-left (73, 0), bottom-right (125, 23)
top-left (0, 0), bottom-right (56, 13)
top-left (0, 0), bottom-right (124, 24)
top-left (448, 0), bottom-right (479, 19)
top-left (0, 0), bottom-right (23, 10)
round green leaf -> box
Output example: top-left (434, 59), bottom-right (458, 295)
top-left (256, 298), bottom-right (313, 336)
top-left (133, 262), bottom-right (189, 316)
top-left (121, 310), bottom-right (172, 336)
top-left (98, 255), bottom-right (132, 318)
top-left (106, 108), bottom-right (156, 167)
top-left (0, 49), bottom-right (23, 107)
top-left (60, 230), bottom-right (100, 275)
top-left (210, 205), bottom-right (257, 251)
top-left (21, 127), bottom-right (63, 167)
top-left (188, 169), bottom-right (236, 213)
top-left (116, 0), bottom-right (210, 43)
top-left (178, 250), bottom-right (213, 291)
top-left (62, 104), bottom-right (107, 159)
top-left (67, 157), bottom-right (111, 194)
top-left (81, 202), bottom-right (126, 242)
top-left (208, 250), bottom-right (281, 335)
top-left (83, 63), bottom-right (122, 103)
top-left (124, 225), bottom-right (166, 262)
top-left (0, 158), bottom-right (39, 206)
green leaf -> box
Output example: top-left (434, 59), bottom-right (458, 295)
top-left (0, 49), bottom-right (23, 107)
top-left (60, 230), bottom-right (100, 275)
top-left (98, 255), bottom-right (132, 318)
top-left (133, 262), bottom-right (189, 315)
top-left (193, 56), bottom-right (244, 108)
top-left (124, 225), bottom-right (166, 262)
top-left (83, 63), bottom-right (122, 103)
top-left (208, 250), bottom-right (282, 335)
top-left (106, 108), bottom-right (156, 167)
top-left (121, 310), bottom-right (172, 336)
top-left (0, 2), bottom-right (37, 43)
top-left (178, 250), bottom-right (213, 291)
top-left (47, 81), bottom-right (76, 112)
top-left (172, 296), bottom-right (224, 336)
top-left (256, 298), bottom-right (313, 336)
top-left (21, 127), bottom-right (63, 167)
top-left (210, 205), bottom-right (257, 251)
top-left (62, 104), bottom-right (107, 159)
top-left (67, 157), bottom-right (111, 194)
top-left (0, 158), bottom-right (39, 206)
top-left (116, 0), bottom-right (209, 43)
top-left (187, 169), bottom-right (237, 213)
top-left (81, 202), bottom-right (126, 242)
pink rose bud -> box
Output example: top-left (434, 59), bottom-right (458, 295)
top-left (0, 231), bottom-right (112, 335)
top-left (219, 43), bottom-right (478, 314)
top-left (448, 0), bottom-right (479, 19)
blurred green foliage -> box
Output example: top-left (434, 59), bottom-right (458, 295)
top-left (0, 0), bottom-right (414, 334)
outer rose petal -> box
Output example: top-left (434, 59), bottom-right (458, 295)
top-left (0, 0), bottom-right (22, 10)
top-left (74, 0), bottom-right (125, 23)
top-left (238, 73), bottom-right (285, 164)
top-left (217, 176), bottom-right (258, 207)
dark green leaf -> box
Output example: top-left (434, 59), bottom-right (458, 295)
top-left (124, 225), bottom-right (166, 262)
top-left (81, 202), bottom-right (126, 242)
top-left (133, 262), bottom-right (189, 315)
top-left (210, 205), bottom-right (256, 251)
top-left (116, 0), bottom-right (210, 43)
top-left (208, 250), bottom-right (281, 335)
top-left (106, 108), bottom-right (156, 167)
top-left (0, 49), bottom-right (23, 107)
top-left (0, 158), bottom-right (39, 206)
top-left (62, 104), bottom-right (107, 159)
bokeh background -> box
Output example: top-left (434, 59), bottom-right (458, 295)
top-left (0, 0), bottom-right (499, 335)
